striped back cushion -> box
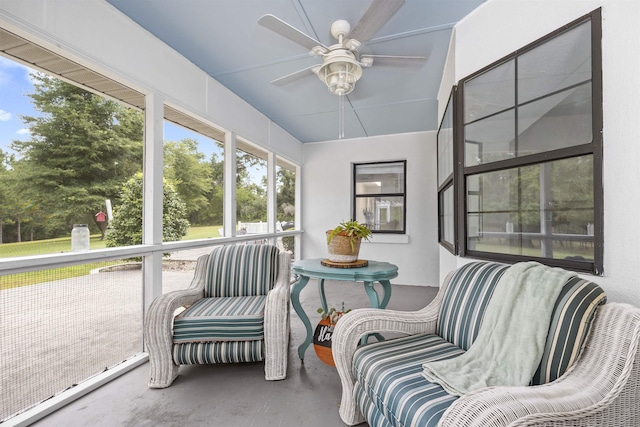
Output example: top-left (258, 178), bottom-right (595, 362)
top-left (531, 276), bottom-right (606, 385)
top-left (204, 244), bottom-right (279, 298)
top-left (437, 262), bottom-right (509, 350)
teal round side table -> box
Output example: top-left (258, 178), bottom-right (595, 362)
top-left (291, 258), bottom-right (399, 361)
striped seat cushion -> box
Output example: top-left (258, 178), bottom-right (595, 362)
top-left (173, 296), bottom-right (266, 343)
top-left (173, 340), bottom-right (265, 365)
top-left (437, 262), bottom-right (508, 350)
top-left (353, 333), bottom-right (464, 427)
top-left (205, 244), bottom-right (279, 298)
top-left (531, 277), bottom-right (606, 385)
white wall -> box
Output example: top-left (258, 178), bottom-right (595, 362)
top-left (0, 0), bottom-right (303, 164)
top-left (438, 0), bottom-right (640, 307)
top-left (302, 131), bottom-right (440, 286)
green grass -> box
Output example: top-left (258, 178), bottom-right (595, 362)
top-left (474, 241), bottom-right (594, 260)
top-left (0, 261), bottom-right (124, 290)
top-left (0, 225), bottom-right (222, 290)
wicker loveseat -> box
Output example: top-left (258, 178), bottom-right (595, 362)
top-left (333, 261), bottom-right (640, 427)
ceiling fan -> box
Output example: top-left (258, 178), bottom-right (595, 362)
top-left (258, 0), bottom-right (426, 97)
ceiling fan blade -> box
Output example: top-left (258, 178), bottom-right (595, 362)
top-left (270, 65), bottom-right (318, 86)
top-left (348, 0), bottom-right (405, 44)
top-left (258, 14), bottom-right (328, 53)
top-left (361, 54), bottom-right (427, 67)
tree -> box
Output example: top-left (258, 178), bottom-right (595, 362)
top-left (163, 138), bottom-right (211, 224)
top-left (11, 72), bottom-right (143, 236)
top-left (277, 168), bottom-right (295, 221)
top-left (105, 173), bottom-right (189, 247)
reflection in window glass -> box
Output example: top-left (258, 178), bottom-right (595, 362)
top-left (517, 84), bottom-right (592, 153)
top-left (464, 109), bottom-right (515, 166)
top-left (464, 59), bottom-right (515, 124)
top-left (437, 99), bottom-right (454, 186)
top-left (467, 156), bottom-right (594, 262)
top-left (0, 60), bottom-right (143, 257)
top-left (354, 161), bottom-right (406, 233)
top-left (518, 21), bottom-right (591, 104)
top-left (439, 185), bottom-right (454, 245)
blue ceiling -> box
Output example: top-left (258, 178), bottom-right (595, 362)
top-left (105, 0), bottom-right (486, 143)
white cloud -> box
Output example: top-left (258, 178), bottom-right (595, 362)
top-left (0, 109), bottom-right (11, 121)
top-left (16, 128), bottom-right (30, 135)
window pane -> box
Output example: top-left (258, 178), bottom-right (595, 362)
top-left (464, 109), bottom-right (515, 166)
top-left (236, 145), bottom-right (267, 234)
top-left (163, 121), bottom-right (224, 242)
top-left (355, 162), bottom-right (405, 195)
top-left (518, 21), bottom-right (591, 104)
top-left (467, 155), bottom-right (594, 261)
top-left (0, 61), bottom-right (143, 256)
top-left (276, 158), bottom-right (296, 257)
top-left (439, 184), bottom-right (454, 245)
top-left (438, 96), bottom-right (454, 186)
top-left (518, 84), bottom-right (592, 153)
top-left (464, 59), bottom-right (515, 124)
top-left (355, 196), bottom-right (404, 232)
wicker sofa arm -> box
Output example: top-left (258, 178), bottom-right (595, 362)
top-left (439, 303), bottom-right (640, 427)
top-left (145, 254), bottom-right (208, 388)
top-left (333, 274), bottom-right (451, 426)
top-left (264, 252), bottom-right (292, 380)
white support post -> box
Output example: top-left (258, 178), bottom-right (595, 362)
top-left (267, 151), bottom-right (277, 234)
top-left (294, 163), bottom-right (302, 260)
top-left (223, 132), bottom-right (237, 238)
top-left (142, 93), bottom-right (164, 313)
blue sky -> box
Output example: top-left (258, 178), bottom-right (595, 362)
top-left (0, 55), bottom-right (36, 156)
top-left (0, 55), bottom-right (222, 161)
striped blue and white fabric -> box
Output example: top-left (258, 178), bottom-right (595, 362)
top-left (531, 276), bottom-right (606, 385)
top-left (173, 295), bottom-right (267, 343)
top-left (353, 334), bottom-right (465, 427)
top-left (169, 244), bottom-right (280, 365)
top-left (205, 244), bottom-right (279, 298)
top-left (173, 341), bottom-right (265, 365)
top-left (437, 262), bottom-right (509, 350)
top-left (351, 262), bottom-right (606, 427)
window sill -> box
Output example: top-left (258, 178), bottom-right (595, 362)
top-left (365, 234), bottom-right (409, 244)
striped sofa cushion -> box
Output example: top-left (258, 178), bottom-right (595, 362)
top-left (173, 340), bottom-right (265, 365)
top-left (353, 333), bottom-right (465, 427)
top-left (437, 262), bottom-right (509, 350)
top-left (173, 296), bottom-right (266, 343)
top-left (205, 244), bottom-right (279, 298)
top-left (531, 276), bottom-right (606, 385)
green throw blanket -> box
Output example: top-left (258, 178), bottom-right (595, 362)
top-left (421, 261), bottom-right (576, 396)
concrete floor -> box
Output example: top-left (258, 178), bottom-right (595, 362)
top-left (31, 279), bottom-right (438, 427)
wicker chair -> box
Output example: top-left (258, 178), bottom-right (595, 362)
top-left (145, 244), bottom-right (291, 388)
top-left (333, 262), bottom-right (640, 427)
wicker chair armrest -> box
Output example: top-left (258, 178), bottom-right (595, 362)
top-left (265, 252), bottom-right (291, 329)
top-left (264, 252), bottom-right (291, 380)
top-left (439, 303), bottom-right (640, 427)
top-left (144, 254), bottom-right (208, 356)
top-left (333, 281), bottom-right (447, 426)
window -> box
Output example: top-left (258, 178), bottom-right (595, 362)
top-left (437, 88), bottom-right (457, 253)
top-left (459, 10), bottom-right (602, 274)
top-left (0, 33), bottom-right (144, 254)
top-left (353, 161), bottom-right (406, 233)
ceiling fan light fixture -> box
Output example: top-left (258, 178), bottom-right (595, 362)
top-left (316, 53), bottom-right (362, 96)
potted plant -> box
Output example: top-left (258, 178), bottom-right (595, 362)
top-left (326, 219), bottom-right (372, 263)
